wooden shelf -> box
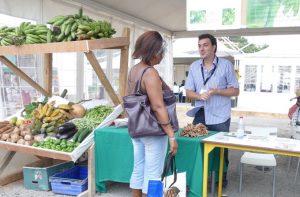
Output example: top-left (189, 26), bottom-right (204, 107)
top-left (0, 141), bottom-right (72, 161)
top-left (0, 37), bottom-right (129, 55)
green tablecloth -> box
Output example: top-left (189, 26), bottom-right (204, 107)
top-left (94, 126), bottom-right (221, 197)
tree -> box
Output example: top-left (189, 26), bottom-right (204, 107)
top-left (223, 36), bottom-right (269, 53)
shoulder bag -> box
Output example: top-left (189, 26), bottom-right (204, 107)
top-left (123, 67), bottom-right (179, 138)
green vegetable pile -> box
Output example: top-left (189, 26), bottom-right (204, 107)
top-left (32, 138), bottom-right (79, 152)
top-left (72, 105), bottom-right (113, 130)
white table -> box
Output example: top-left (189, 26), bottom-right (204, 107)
top-left (202, 132), bottom-right (300, 197)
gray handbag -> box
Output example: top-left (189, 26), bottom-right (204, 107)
top-left (123, 67), bottom-right (179, 138)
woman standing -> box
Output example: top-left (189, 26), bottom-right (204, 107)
top-left (126, 31), bottom-right (178, 197)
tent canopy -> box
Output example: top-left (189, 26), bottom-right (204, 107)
top-left (88, 0), bottom-right (300, 38)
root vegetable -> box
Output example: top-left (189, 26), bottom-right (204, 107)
top-left (1, 133), bottom-right (10, 141)
top-left (17, 138), bottom-right (26, 145)
top-left (12, 127), bottom-right (21, 135)
top-left (24, 140), bottom-right (33, 146)
top-left (20, 127), bottom-right (31, 136)
top-left (10, 134), bottom-right (20, 142)
top-left (24, 134), bottom-right (33, 141)
top-left (0, 125), bottom-right (12, 134)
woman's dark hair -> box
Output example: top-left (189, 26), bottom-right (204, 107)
top-left (198, 33), bottom-right (217, 53)
top-left (132, 31), bottom-right (164, 65)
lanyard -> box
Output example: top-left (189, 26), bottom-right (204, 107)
top-left (201, 57), bottom-right (218, 86)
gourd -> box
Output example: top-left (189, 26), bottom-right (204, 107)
top-left (69, 104), bottom-right (86, 118)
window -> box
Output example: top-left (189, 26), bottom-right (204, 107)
top-left (260, 65), bottom-right (274, 92)
top-left (244, 65), bottom-right (257, 92)
top-left (84, 50), bottom-right (108, 100)
top-left (294, 66), bottom-right (300, 92)
top-left (276, 65), bottom-right (291, 93)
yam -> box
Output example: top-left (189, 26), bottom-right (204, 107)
top-left (24, 134), bottom-right (33, 141)
top-left (20, 127), bottom-right (31, 136)
top-left (12, 127), bottom-right (21, 135)
top-left (1, 133), bottom-right (10, 141)
top-left (17, 138), bottom-right (26, 145)
top-left (10, 134), bottom-right (20, 143)
top-left (24, 140), bottom-right (33, 146)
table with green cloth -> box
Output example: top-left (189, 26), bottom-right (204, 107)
top-left (94, 126), bottom-right (222, 197)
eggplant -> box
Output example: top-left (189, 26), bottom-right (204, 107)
top-left (57, 122), bottom-right (77, 134)
top-left (58, 129), bottom-right (77, 139)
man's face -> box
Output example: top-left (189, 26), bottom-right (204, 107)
top-left (198, 38), bottom-right (216, 59)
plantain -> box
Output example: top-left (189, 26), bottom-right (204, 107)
top-left (58, 104), bottom-right (72, 110)
top-left (50, 109), bottom-right (61, 117)
top-left (52, 113), bottom-right (64, 121)
top-left (46, 105), bottom-right (54, 117)
top-left (41, 104), bottom-right (49, 116)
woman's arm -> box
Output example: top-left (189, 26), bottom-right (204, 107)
top-left (142, 68), bottom-right (177, 155)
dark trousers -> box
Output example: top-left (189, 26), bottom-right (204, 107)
top-left (193, 108), bottom-right (230, 178)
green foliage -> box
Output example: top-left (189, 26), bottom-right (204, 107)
top-left (190, 10), bottom-right (206, 24)
top-left (222, 8), bottom-right (235, 25)
top-left (225, 36), bottom-right (269, 53)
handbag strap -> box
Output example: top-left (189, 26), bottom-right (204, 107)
top-left (137, 66), bottom-right (171, 126)
top-left (135, 66), bottom-right (152, 95)
top-left (161, 153), bottom-right (177, 188)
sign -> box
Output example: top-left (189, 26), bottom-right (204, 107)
top-left (187, 0), bottom-right (300, 30)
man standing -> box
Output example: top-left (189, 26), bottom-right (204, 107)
top-left (185, 34), bottom-right (239, 186)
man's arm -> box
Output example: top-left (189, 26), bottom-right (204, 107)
top-left (209, 87), bottom-right (239, 97)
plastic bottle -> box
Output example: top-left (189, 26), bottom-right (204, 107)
top-left (236, 116), bottom-right (245, 137)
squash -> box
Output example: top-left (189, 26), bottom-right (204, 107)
top-left (70, 104), bottom-right (86, 118)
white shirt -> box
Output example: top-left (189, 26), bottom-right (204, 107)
top-left (179, 86), bottom-right (186, 96)
top-left (173, 85), bottom-right (180, 94)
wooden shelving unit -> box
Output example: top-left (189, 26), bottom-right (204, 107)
top-left (0, 28), bottom-right (130, 196)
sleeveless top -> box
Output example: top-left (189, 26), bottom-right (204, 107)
top-left (126, 66), bottom-right (170, 96)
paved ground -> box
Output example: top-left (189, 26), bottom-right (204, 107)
top-left (0, 104), bottom-right (299, 197)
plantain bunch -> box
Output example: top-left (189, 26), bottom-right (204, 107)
top-left (47, 7), bottom-right (116, 42)
top-left (0, 22), bottom-right (52, 46)
top-left (31, 102), bottom-right (73, 135)
top-left (76, 20), bottom-right (116, 40)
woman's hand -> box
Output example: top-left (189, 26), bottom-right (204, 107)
top-left (169, 138), bottom-right (178, 156)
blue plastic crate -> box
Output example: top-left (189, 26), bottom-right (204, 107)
top-left (49, 165), bottom-right (88, 195)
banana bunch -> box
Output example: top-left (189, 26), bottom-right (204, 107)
top-left (47, 7), bottom-right (116, 42)
top-left (0, 22), bottom-right (52, 46)
top-left (17, 22), bottom-right (51, 44)
top-left (76, 20), bottom-right (116, 40)
top-left (0, 26), bottom-right (17, 46)
top-left (31, 102), bottom-right (73, 135)
top-left (48, 8), bottom-right (92, 42)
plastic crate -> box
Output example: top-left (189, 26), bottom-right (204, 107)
top-left (49, 165), bottom-right (88, 195)
top-left (23, 159), bottom-right (74, 191)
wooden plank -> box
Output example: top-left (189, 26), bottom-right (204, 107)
top-left (0, 142), bottom-right (72, 161)
top-left (119, 28), bottom-right (130, 98)
top-left (87, 37), bottom-right (129, 50)
top-left (0, 151), bottom-right (16, 177)
top-left (0, 37), bottom-right (128, 55)
top-left (44, 53), bottom-right (53, 96)
top-left (0, 56), bottom-right (50, 96)
top-left (88, 143), bottom-right (95, 197)
top-left (84, 51), bottom-right (121, 105)
top-left (0, 171), bottom-right (23, 186)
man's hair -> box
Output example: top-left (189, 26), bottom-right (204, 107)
top-left (198, 33), bottom-right (217, 53)
top-left (132, 31), bottom-right (164, 65)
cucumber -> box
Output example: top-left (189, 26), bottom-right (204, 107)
top-left (72, 130), bottom-right (81, 142)
top-left (78, 129), bottom-right (91, 143)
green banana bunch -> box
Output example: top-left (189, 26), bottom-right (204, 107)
top-left (47, 7), bottom-right (115, 42)
top-left (0, 22), bottom-right (54, 46)
top-left (76, 20), bottom-right (116, 40)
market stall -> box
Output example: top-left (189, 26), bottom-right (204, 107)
top-left (0, 21), bottom-right (130, 196)
top-left (94, 126), bottom-right (223, 197)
